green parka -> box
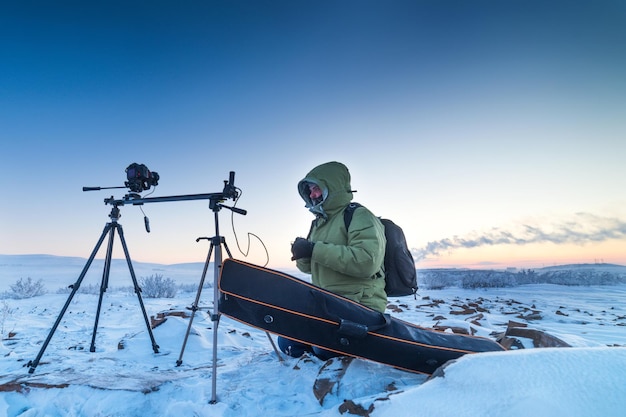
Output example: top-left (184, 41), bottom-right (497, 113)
top-left (295, 161), bottom-right (387, 312)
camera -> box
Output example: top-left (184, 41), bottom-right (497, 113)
top-left (125, 163), bottom-right (159, 193)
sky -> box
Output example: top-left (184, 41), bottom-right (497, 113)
top-left (1, 0), bottom-right (625, 271)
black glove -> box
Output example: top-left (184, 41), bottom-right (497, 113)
top-left (291, 237), bottom-right (315, 261)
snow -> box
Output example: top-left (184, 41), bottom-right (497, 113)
top-left (1, 255), bottom-right (625, 417)
top-left (381, 347), bottom-right (626, 417)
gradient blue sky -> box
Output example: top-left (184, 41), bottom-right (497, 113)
top-left (1, 1), bottom-right (625, 270)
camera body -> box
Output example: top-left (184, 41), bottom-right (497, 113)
top-left (125, 163), bottom-right (159, 193)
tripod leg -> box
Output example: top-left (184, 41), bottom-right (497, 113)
top-left (266, 333), bottom-right (284, 362)
top-left (176, 242), bottom-right (214, 366)
top-left (117, 224), bottom-right (160, 354)
top-left (90, 223), bottom-right (116, 352)
top-left (209, 208), bottom-right (225, 403)
top-left (221, 239), bottom-right (233, 259)
top-left (209, 236), bottom-right (223, 404)
top-left (27, 223), bottom-right (113, 373)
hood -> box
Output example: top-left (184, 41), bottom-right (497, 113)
top-left (297, 161), bottom-right (354, 218)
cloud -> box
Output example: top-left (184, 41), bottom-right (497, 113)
top-left (413, 213), bottom-right (626, 262)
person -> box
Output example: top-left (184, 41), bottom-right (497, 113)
top-left (278, 161), bottom-right (387, 359)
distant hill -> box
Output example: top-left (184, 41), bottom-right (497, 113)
top-left (0, 254), bottom-right (306, 293)
top-left (537, 263), bottom-right (626, 272)
top-left (0, 254), bottom-right (207, 292)
top-left (418, 263), bottom-right (626, 289)
top-left (2, 254), bottom-right (625, 293)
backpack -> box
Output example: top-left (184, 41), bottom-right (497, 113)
top-left (344, 203), bottom-right (418, 297)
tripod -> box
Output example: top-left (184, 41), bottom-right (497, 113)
top-left (27, 203), bottom-right (159, 374)
top-left (175, 196), bottom-right (233, 404)
top-left (175, 196), bottom-right (282, 404)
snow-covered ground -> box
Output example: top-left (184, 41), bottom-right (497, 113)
top-left (1, 255), bottom-right (625, 416)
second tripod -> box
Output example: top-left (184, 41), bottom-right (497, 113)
top-left (27, 203), bottom-right (160, 374)
top-left (175, 195), bottom-right (239, 404)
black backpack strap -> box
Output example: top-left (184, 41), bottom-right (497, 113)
top-left (344, 202), bottom-right (385, 280)
top-left (343, 202), bottom-right (362, 230)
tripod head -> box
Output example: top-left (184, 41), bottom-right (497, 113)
top-left (222, 171), bottom-right (239, 200)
